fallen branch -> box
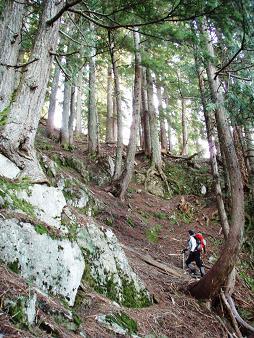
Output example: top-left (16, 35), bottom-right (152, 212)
top-left (121, 244), bottom-right (182, 278)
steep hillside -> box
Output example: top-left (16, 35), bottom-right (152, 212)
top-left (0, 129), bottom-right (253, 338)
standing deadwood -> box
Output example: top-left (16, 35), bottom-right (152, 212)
top-left (118, 29), bottom-right (142, 200)
top-left (146, 68), bottom-right (162, 167)
top-left (141, 67), bottom-right (151, 156)
top-left (109, 32), bottom-right (123, 180)
top-left (164, 88), bottom-right (173, 152)
top-left (46, 63), bottom-right (61, 138)
top-left (106, 64), bottom-right (114, 143)
top-left (60, 73), bottom-right (71, 145)
top-left (245, 125), bottom-right (254, 199)
top-left (75, 69), bottom-right (83, 135)
top-left (189, 18), bottom-right (244, 299)
top-left (181, 97), bottom-right (188, 156)
top-left (0, 0), bottom-right (64, 182)
top-left (195, 61), bottom-right (230, 238)
top-left (0, 0), bottom-right (25, 112)
top-left (68, 84), bottom-right (76, 145)
top-left (88, 22), bottom-right (99, 154)
top-left (156, 80), bottom-right (168, 152)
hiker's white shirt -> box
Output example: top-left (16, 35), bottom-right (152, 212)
top-left (188, 236), bottom-right (196, 252)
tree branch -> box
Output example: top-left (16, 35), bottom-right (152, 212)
top-left (0, 58), bottom-right (39, 69)
top-left (47, 0), bottom-right (82, 26)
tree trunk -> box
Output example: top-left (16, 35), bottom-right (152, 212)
top-left (195, 60), bottom-right (229, 238)
top-left (46, 63), bottom-right (60, 138)
top-left (68, 85), bottom-right (76, 145)
top-left (106, 64), bottom-right (114, 143)
top-left (88, 22), bottom-right (99, 154)
top-left (181, 97), bottom-right (188, 156)
top-left (0, 0), bottom-right (63, 182)
top-left (189, 18), bottom-right (244, 299)
top-left (156, 80), bottom-right (168, 152)
top-left (245, 126), bottom-right (254, 199)
top-left (75, 69), bottom-right (83, 135)
top-left (146, 68), bottom-right (161, 167)
top-left (119, 30), bottom-right (141, 200)
top-left (60, 72), bottom-right (71, 145)
top-left (164, 89), bottom-right (173, 152)
top-left (0, 0), bottom-right (25, 112)
top-left (109, 33), bottom-right (123, 179)
top-left (112, 95), bottom-right (117, 142)
top-left (141, 67), bottom-right (151, 156)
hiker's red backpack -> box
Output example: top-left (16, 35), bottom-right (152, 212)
top-left (195, 233), bottom-right (206, 253)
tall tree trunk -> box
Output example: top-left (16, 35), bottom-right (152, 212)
top-left (68, 85), bottom-right (76, 145)
top-left (106, 64), bottom-right (114, 143)
top-left (245, 126), bottom-right (254, 199)
top-left (88, 22), bottom-right (99, 154)
top-left (141, 67), bottom-right (151, 156)
top-left (109, 33), bottom-right (123, 179)
top-left (118, 30), bottom-right (141, 200)
top-left (164, 89), bottom-right (173, 152)
top-left (46, 63), bottom-right (60, 138)
top-left (75, 69), bottom-right (83, 135)
top-left (60, 73), bottom-right (71, 145)
top-left (189, 18), bottom-right (244, 299)
top-left (112, 95), bottom-right (117, 142)
top-left (156, 80), bottom-right (168, 152)
top-left (181, 97), bottom-right (188, 156)
top-left (0, 0), bottom-right (25, 112)
top-left (146, 68), bottom-right (161, 167)
top-left (0, 0), bottom-right (63, 182)
top-left (195, 60), bottom-right (229, 237)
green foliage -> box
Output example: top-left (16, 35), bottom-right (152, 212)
top-left (5, 297), bottom-right (28, 328)
top-left (7, 259), bottom-right (21, 274)
top-left (239, 270), bottom-right (254, 292)
top-left (34, 224), bottom-right (48, 235)
top-left (146, 224), bottom-right (162, 243)
top-left (127, 217), bottom-right (136, 228)
top-left (105, 312), bottom-right (138, 335)
top-left (152, 211), bottom-right (168, 220)
top-left (0, 105), bottom-right (10, 126)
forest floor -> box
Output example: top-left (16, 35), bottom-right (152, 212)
top-left (0, 126), bottom-right (254, 338)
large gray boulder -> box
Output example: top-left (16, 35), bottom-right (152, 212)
top-left (0, 154), bottom-right (20, 179)
top-left (0, 218), bottom-right (85, 306)
top-left (77, 220), bottom-right (151, 308)
top-left (16, 184), bottom-right (67, 230)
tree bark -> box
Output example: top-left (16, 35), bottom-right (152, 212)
top-left (164, 89), bottom-right (173, 152)
top-left (146, 68), bottom-right (162, 167)
top-left (46, 63), bottom-right (60, 138)
top-left (75, 69), bottom-right (83, 135)
top-left (88, 22), bottom-right (99, 154)
top-left (141, 67), bottom-right (151, 156)
top-left (195, 61), bottom-right (229, 237)
top-left (245, 125), bottom-right (254, 199)
top-left (0, 0), bottom-right (25, 112)
top-left (68, 84), bottom-right (76, 145)
top-left (156, 80), bottom-right (168, 152)
top-left (60, 72), bottom-right (71, 145)
top-left (0, 0), bottom-right (63, 182)
top-left (119, 29), bottom-right (141, 200)
top-left (109, 33), bottom-right (123, 179)
top-left (189, 18), bottom-right (244, 299)
top-left (106, 64), bottom-right (114, 143)
top-left (181, 97), bottom-right (188, 156)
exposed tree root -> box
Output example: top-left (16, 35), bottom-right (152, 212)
top-left (220, 290), bottom-right (243, 338)
top-left (145, 162), bottom-right (171, 194)
top-left (226, 294), bottom-right (254, 334)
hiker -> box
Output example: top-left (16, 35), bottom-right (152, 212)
top-left (182, 230), bottom-right (205, 277)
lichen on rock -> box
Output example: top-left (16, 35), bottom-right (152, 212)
top-left (0, 218), bottom-right (85, 306)
top-left (77, 220), bottom-right (152, 308)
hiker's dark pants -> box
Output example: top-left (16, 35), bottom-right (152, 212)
top-left (185, 251), bottom-right (204, 276)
